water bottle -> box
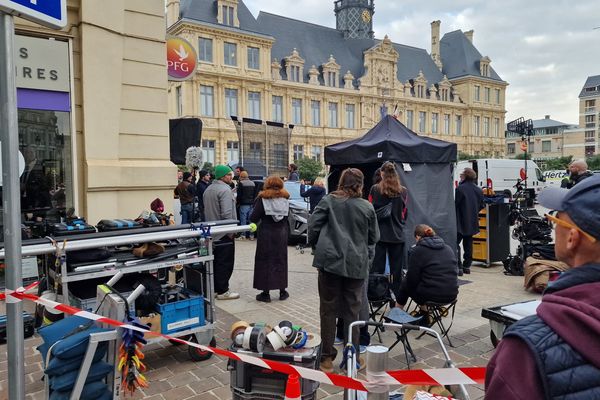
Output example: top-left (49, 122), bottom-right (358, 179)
top-left (199, 237), bottom-right (209, 256)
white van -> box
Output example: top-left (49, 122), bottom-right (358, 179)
top-left (542, 170), bottom-right (569, 188)
top-left (455, 159), bottom-right (545, 196)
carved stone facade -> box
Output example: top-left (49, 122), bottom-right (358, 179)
top-left (167, 1), bottom-right (507, 166)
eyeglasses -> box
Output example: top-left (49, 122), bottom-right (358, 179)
top-left (544, 213), bottom-right (597, 243)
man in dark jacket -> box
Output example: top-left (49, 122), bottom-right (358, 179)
top-left (455, 168), bottom-right (484, 275)
top-left (563, 159), bottom-right (594, 189)
top-left (485, 175), bottom-right (600, 399)
top-left (300, 178), bottom-right (326, 213)
top-left (174, 172), bottom-right (195, 224)
top-left (236, 171), bottom-right (256, 239)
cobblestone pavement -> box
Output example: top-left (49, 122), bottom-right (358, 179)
top-left (0, 239), bottom-right (540, 400)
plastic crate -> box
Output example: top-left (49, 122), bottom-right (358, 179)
top-left (229, 343), bottom-right (320, 399)
top-left (156, 289), bottom-right (205, 335)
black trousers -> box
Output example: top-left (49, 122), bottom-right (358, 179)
top-left (457, 233), bottom-right (473, 270)
top-left (372, 241), bottom-right (405, 300)
top-left (213, 236), bottom-right (235, 294)
top-left (318, 270), bottom-right (364, 361)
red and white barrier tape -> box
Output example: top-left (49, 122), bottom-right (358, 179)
top-left (5, 285), bottom-right (486, 392)
top-left (1, 281), bottom-right (39, 302)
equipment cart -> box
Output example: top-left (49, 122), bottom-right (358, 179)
top-left (481, 299), bottom-right (540, 347)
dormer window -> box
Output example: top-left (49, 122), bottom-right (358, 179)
top-left (322, 55), bottom-right (341, 88)
top-left (285, 48), bottom-right (305, 83)
top-left (413, 70), bottom-right (427, 99)
top-left (218, 0), bottom-right (239, 27)
top-left (438, 75), bottom-right (452, 102)
top-left (480, 56), bottom-right (491, 77)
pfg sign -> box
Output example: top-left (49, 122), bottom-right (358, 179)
top-left (167, 36), bottom-right (197, 81)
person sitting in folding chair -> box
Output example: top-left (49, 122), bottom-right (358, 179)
top-left (394, 224), bottom-right (458, 316)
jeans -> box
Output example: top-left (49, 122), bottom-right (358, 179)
top-left (180, 203), bottom-right (193, 224)
top-left (239, 205), bottom-right (253, 238)
top-left (457, 233), bottom-right (473, 270)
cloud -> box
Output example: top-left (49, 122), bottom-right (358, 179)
top-left (243, 0), bottom-right (600, 123)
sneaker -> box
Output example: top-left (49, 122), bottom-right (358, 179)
top-left (255, 292), bottom-right (271, 303)
top-left (463, 268), bottom-right (471, 274)
top-left (216, 291), bottom-right (240, 300)
top-left (334, 337), bottom-right (344, 346)
top-left (359, 345), bottom-right (367, 354)
top-left (320, 357), bottom-right (334, 373)
top-left (458, 269), bottom-right (464, 277)
top-left (279, 290), bottom-right (289, 301)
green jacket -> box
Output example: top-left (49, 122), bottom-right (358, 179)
top-left (308, 194), bottom-right (380, 279)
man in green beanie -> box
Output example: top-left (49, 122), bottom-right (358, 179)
top-left (203, 164), bottom-right (240, 300)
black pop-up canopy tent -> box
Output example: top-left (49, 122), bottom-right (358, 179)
top-left (325, 115), bottom-right (458, 250)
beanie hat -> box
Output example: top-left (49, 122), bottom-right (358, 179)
top-left (214, 164), bottom-right (233, 180)
top-left (150, 198), bottom-right (164, 213)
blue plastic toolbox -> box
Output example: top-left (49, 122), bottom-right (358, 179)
top-left (156, 289), bottom-right (205, 335)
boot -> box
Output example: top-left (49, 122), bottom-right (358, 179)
top-left (320, 357), bottom-right (334, 373)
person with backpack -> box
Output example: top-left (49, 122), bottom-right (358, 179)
top-left (369, 161), bottom-right (408, 299)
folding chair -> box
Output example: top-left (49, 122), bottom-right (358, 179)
top-left (383, 307), bottom-right (422, 368)
top-left (367, 274), bottom-right (393, 342)
top-left (411, 299), bottom-right (458, 347)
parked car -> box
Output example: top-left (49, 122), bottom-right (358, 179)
top-left (284, 181), bottom-right (310, 243)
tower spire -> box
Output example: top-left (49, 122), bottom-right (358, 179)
top-left (334, 0), bottom-right (375, 39)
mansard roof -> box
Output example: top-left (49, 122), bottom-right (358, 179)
top-left (179, 0), bottom-right (268, 36)
top-left (579, 75), bottom-right (600, 98)
top-left (439, 30), bottom-right (503, 82)
top-left (256, 12), bottom-right (445, 87)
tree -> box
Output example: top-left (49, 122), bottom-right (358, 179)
top-left (201, 162), bottom-right (215, 175)
top-left (513, 153), bottom-right (531, 160)
top-left (543, 156), bottom-right (572, 171)
top-left (458, 151), bottom-right (476, 160)
top-left (587, 155), bottom-right (600, 170)
top-left (297, 157), bottom-right (324, 182)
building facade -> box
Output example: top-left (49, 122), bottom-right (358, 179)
top-left (506, 75), bottom-right (600, 163)
top-left (10, 0), bottom-right (174, 228)
top-left (505, 115), bottom-right (577, 162)
top-left (166, 0), bottom-right (508, 169)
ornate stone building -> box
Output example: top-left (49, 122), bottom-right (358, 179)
top-left (166, 0), bottom-right (508, 167)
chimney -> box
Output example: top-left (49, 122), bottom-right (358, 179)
top-left (545, 115), bottom-right (550, 119)
top-left (166, 0), bottom-right (180, 27)
top-left (430, 20), bottom-right (442, 70)
top-left (464, 29), bottom-right (474, 43)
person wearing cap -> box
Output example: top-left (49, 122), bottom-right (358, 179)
top-left (203, 164), bottom-right (240, 300)
top-left (174, 172), bottom-right (196, 224)
top-left (485, 175), bottom-right (600, 399)
top-left (455, 167), bottom-right (484, 275)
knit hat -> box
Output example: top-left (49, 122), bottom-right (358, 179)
top-left (214, 164), bottom-right (233, 180)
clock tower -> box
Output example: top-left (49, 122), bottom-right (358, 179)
top-left (334, 0), bottom-right (375, 39)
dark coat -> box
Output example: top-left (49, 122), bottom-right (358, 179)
top-left (250, 197), bottom-right (289, 291)
top-left (236, 179), bottom-right (256, 206)
top-left (399, 236), bottom-right (458, 304)
top-left (308, 195), bottom-right (380, 279)
top-left (455, 181), bottom-right (484, 236)
top-left (196, 180), bottom-right (210, 209)
top-left (300, 184), bottom-right (326, 212)
top-left (369, 186), bottom-right (407, 243)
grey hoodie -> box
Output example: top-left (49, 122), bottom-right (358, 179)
top-left (262, 198), bottom-right (289, 222)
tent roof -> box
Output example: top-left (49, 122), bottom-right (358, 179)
top-left (325, 115), bottom-right (457, 165)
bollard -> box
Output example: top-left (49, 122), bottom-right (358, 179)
top-left (366, 345), bottom-right (390, 400)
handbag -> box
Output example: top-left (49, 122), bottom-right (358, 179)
top-left (375, 201), bottom-right (392, 220)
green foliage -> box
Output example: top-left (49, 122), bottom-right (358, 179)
top-left (542, 156), bottom-right (573, 171)
top-left (513, 153), bottom-right (531, 160)
top-left (587, 155), bottom-right (600, 170)
top-left (297, 157), bottom-right (324, 182)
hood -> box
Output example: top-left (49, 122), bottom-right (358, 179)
top-left (262, 198), bottom-right (289, 222)
top-left (537, 264), bottom-right (600, 368)
top-left (417, 236), bottom-right (445, 250)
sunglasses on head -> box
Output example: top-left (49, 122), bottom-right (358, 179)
top-left (544, 212), bottom-right (597, 243)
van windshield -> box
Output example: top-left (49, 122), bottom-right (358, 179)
top-left (536, 168), bottom-right (544, 181)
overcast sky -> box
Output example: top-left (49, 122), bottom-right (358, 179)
top-left (244, 0), bottom-right (600, 125)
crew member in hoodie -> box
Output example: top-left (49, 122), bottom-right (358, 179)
top-left (485, 175), bottom-right (600, 400)
top-left (250, 176), bottom-right (290, 303)
top-left (394, 224), bottom-right (458, 311)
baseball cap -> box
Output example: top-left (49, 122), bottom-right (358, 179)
top-left (214, 164), bottom-right (233, 180)
top-left (538, 174), bottom-right (600, 240)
